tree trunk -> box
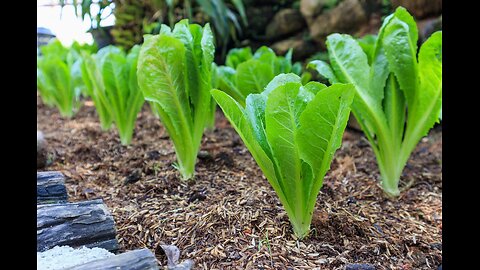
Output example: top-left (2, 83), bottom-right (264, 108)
top-left (37, 199), bottom-right (119, 253)
top-left (37, 171), bottom-right (68, 204)
top-left (66, 248), bottom-right (159, 270)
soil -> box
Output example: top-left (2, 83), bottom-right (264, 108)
top-left (37, 95), bottom-right (442, 270)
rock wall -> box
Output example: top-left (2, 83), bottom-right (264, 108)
top-left (241, 0), bottom-right (442, 62)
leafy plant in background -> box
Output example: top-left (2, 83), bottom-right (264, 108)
top-left (154, 0), bottom-right (247, 58)
top-left (38, 38), bottom-right (69, 59)
top-left (110, 0), bottom-right (145, 50)
top-left (79, 46), bottom-right (122, 130)
top-left (69, 41), bottom-right (98, 97)
top-left (194, 0), bottom-right (247, 58)
top-left (308, 7), bottom-right (442, 196)
top-left (37, 39), bottom-right (84, 117)
top-left (212, 74), bottom-right (354, 238)
top-left (137, 20), bottom-right (215, 180)
top-left (82, 45), bottom-right (145, 145)
top-left (213, 46), bottom-right (305, 106)
top-left (110, 0), bottom-right (167, 50)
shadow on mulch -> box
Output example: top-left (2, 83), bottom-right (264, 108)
top-left (37, 96), bottom-right (442, 270)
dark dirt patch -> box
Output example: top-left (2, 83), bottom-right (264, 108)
top-left (37, 96), bottom-right (442, 270)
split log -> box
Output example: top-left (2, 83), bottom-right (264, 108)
top-left (37, 199), bottom-right (119, 253)
top-left (66, 248), bottom-right (159, 270)
top-left (37, 171), bottom-right (68, 204)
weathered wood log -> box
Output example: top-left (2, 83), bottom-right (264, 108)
top-left (66, 248), bottom-right (159, 270)
top-left (37, 171), bottom-right (68, 204)
top-left (37, 199), bottom-right (119, 253)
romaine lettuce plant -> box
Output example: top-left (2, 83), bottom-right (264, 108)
top-left (137, 20), bottom-right (214, 180)
top-left (37, 39), bottom-right (82, 117)
top-left (308, 7), bottom-right (442, 196)
top-left (103, 45), bottom-right (144, 145)
top-left (38, 38), bottom-right (69, 60)
top-left (212, 74), bottom-right (354, 239)
top-left (36, 56), bottom-right (56, 108)
top-left (213, 46), bottom-right (304, 106)
top-left (79, 46), bottom-right (123, 130)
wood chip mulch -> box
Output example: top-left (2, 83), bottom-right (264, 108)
top-left (37, 96), bottom-right (442, 270)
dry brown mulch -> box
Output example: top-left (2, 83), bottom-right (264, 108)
top-left (37, 96), bottom-right (442, 270)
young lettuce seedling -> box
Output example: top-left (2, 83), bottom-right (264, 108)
top-left (137, 20), bottom-right (215, 180)
top-left (69, 41), bottom-right (98, 98)
top-left (213, 46), bottom-right (306, 106)
top-left (80, 45), bottom-right (144, 145)
top-left (79, 46), bottom-right (123, 130)
top-left (212, 74), bottom-right (354, 239)
top-left (37, 39), bottom-right (83, 117)
top-left (308, 7), bottom-right (442, 196)
top-left (100, 45), bottom-right (144, 145)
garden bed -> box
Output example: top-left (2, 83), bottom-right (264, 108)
top-left (37, 95), bottom-right (442, 269)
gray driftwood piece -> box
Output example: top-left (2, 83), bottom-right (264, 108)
top-left (66, 248), bottom-right (159, 270)
top-left (37, 171), bottom-right (68, 204)
top-left (37, 199), bottom-right (119, 253)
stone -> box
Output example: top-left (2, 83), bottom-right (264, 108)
top-left (309, 0), bottom-right (368, 46)
top-left (347, 114), bottom-right (362, 132)
top-left (300, 0), bottom-right (325, 20)
top-left (197, 150), bottom-right (212, 160)
top-left (355, 13), bottom-right (382, 37)
top-left (417, 16), bottom-right (442, 43)
top-left (245, 6), bottom-right (276, 37)
top-left (271, 34), bottom-right (319, 61)
top-left (391, 0), bottom-right (442, 19)
top-left (265, 9), bottom-right (306, 40)
top-left (37, 130), bottom-right (48, 169)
